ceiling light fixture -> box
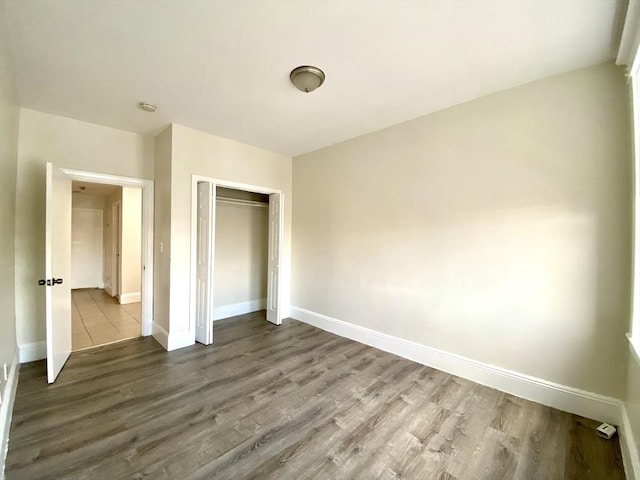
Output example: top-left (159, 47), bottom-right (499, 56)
top-left (290, 66), bottom-right (325, 93)
top-left (139, 102), bottom-right (157, 112)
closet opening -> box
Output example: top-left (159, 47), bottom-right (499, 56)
top-left (192, 177), bottom-right (283, 345)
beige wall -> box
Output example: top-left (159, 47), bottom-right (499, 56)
top-left (161, 123), bottom-right (292, 337)
top-left (15, 109), bottom-right (153, 347)
top-left (120, 187), bottom-right (142, 300)
top-left (153, 126), bottom-right (172, 332)
top-left (0, 0), bottom-right (19, 405)
top-left (213, 201), bottom-right (268, 307)
top-left (292, 63), bottom-right (632, 398)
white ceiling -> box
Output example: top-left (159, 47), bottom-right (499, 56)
top-left (5, 0), bottom-right (626, 156)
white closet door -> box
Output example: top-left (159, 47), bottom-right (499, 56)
top-left (196, 182), bottom-right (214, 345)
top-left (266, 193), bottom-right (282, 325)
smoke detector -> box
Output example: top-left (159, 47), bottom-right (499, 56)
top-left (139, 102), bottom-right (157, 112)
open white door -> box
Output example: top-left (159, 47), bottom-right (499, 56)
top-left (266, 193), bottom-right (282, 325)
top-left (195, 182), bottom-right (214, 344)
top-left (44, 163), bottom-right (72, 383)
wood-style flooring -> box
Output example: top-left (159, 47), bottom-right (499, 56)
top-left (6, 312), bottom-right (625, 479)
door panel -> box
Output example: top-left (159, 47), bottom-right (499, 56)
top-left (195, 182), bottom-right (214, 345)
top-left (266, 193), bottom-right (282, 325)
top-left (45, 163), bottom-right (72, 383)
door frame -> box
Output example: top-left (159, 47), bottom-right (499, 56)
top-left (111, 200), bottom-right (122, 298)
top-left (61, 168), bottom-right (154, 336)
top-left (190, 175), bottom-right (284, 342)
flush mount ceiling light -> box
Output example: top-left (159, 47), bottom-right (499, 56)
top-left (139, 102), bottom-right (157, 112)
top-left (290, 65), bottom-right (325, 93)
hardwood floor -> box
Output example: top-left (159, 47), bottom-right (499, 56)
top-left (6, 312), bottom-right (625, 479)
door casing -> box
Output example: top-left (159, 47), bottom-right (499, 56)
top-left (61, 168), bottom-right (154, 336)
top-left (190, 175), bottom-right (285, 344)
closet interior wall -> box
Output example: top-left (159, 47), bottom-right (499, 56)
top-left (213, 187), bottom-right (269, 320)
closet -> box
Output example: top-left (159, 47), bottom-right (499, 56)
top-left (212, 187), bottom-right (269, 320)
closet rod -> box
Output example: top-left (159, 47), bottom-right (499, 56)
top-left (216, 197), bottom-right (268, 208)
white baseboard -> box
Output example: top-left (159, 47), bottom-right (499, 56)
top-left (166, 330), bottom-right (194, 351)
top-left (213, 298), bottom-right (267, 321)
top-left (152, 322), bottom-right (194, 352)
top-left (104, 283), bottom-right (114, 297)
top-left (1, 351), bottom-right (19, 479)
top-left (18, 342), bottom-right (46, 363)
top-left (119, 292), bottom-right (141, 305)
top-left (289, 306), bottom-right (621, 425)
top-left (152, 322), bottom-right (169, 350)
top-left (620, 402), bottom-right (640, 480)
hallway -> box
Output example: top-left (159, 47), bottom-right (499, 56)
top-left (72, 288), bottom-right (141, 350)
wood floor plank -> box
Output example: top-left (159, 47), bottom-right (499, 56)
top-left (5, 312), bottom-right (625, 479)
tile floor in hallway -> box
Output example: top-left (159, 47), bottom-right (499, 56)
top-left (72, 288), bottom-right (141, 351)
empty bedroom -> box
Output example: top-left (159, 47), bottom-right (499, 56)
top-left (0, 1), bottom-right (639, 479)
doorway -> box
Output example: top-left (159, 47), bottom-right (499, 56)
top-left (70, 181), bottom-right (143, 351)
top-left (191, 176), bottom-right (284, 345)
top-left (44, 164), bottom-right (154, 383)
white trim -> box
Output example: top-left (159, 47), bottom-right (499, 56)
top-left (152, 322), bottom-right (169, 350)
top-left (61, 169), bottom-right (154, 337)
top-left (290, 306), bottom-right (622, 424)
top-left (0, 351), bottom-right (18, 480)
top-left (111, 199), bottom-right (122, 298)
top-left (213, 298), bottom-right (267, 321)
top-left (167, 330), bottom-right (195, 351)
top-left (152, 322), bottom-right (194, 352)
top-left (620, 401), bottom-right (640, 480)
top-left (617, 0), bottom-right (640, 69)
top-left (18, 342), bottom-right (46, 363)
top-left (190, 175), bottom-right (285, 345)
top-left (104, 282), bottom-right (113, 297)
top-left (629, 333), bottom-right (640, 366)
top-left (119, 292), bottom-right (141, 305)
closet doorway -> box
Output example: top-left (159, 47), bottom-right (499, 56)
top-left (191, 177), bottom-right (283, 345)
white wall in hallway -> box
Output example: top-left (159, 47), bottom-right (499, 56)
top-left (120, 186), bottom-right (142, 303)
